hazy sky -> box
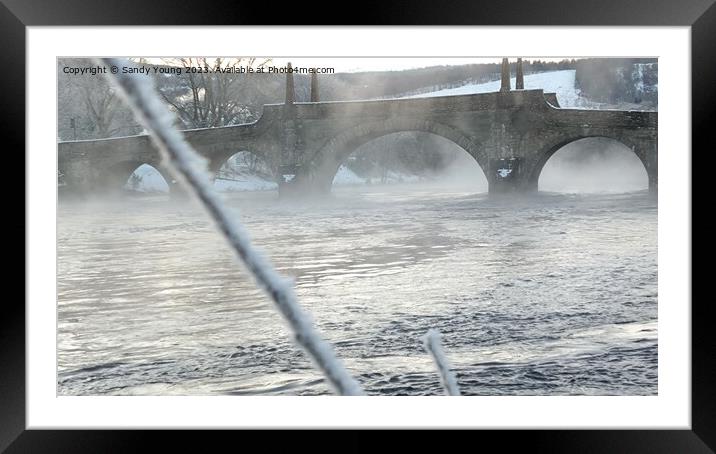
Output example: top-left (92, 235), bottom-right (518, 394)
top-left (139, 57), bottom-right (577, 73)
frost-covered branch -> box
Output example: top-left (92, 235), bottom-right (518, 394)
top-left (422, 329), bottom-right (461, 396)
top-left (99, 58), bottom-right (363, 396)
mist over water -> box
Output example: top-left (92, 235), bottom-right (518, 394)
top-left (324, 135), bottom-right (648, 195)
top-left (122, 136), bottom-right (647, 197)
top-left (539, 138), bottom-right (649, 194)
top-left (58, 155), bottom-right (657, 395)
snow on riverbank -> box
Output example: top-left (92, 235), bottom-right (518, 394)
top-left (214, 175), bottom-right (278, 192)
top-left (124, 164), bottom-right (169, 193)
top-left (124, 164), bottom-right (280, 193)
top-left (332, 165), bottom-right (423, 186)
top-left (333, 165), bottom-right (365, 185)
top-left (125, 163), bottom-right (380, 193)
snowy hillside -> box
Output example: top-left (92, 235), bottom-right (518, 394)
top-left (405, 70), bottom-right (586, 108)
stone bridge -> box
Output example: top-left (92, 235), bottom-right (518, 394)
top-left (58, 60), bottom-right (657, 196)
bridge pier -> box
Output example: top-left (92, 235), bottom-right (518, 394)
top-left (166, 179), bottom-right (191, 199)
top-left (487, 157), bottom-right (535, 194)
top-left (644, 140), bottom-right (658, 194)
top-left (500, 58), bottom-right (511, 92)
top-left (488, 181), bottom-right (536, 194)
top-left (516, 58), bottom-right (524, 90)
top-left (310, 72), bottom-right (319, 102)
top-left (277, 177), bottom-right (330, 198)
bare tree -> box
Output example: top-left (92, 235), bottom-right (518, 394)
top-left (156, 57), bottom-right (271, 129)
top-left (81, 81), bottom-right (121, 138)
top-left (58, 58), bottom-right (141, 140)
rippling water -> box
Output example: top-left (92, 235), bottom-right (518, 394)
top-left (57, 185), bottom-right (657, 396)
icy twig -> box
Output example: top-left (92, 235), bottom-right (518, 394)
top-left (99, 58), bottom-right (363, 396)
top-left (422, 329), bottom-right (461, 396)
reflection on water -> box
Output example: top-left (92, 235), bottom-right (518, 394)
top-left (57, 185), bottom-right (657, 396)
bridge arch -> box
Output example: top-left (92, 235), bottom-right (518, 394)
top-left (527, 134), bottom-right (656, 192)
top-left (211, 150), bottom-right (278, 192)
top-left (305, 118), bottom-right (488, 192)
top-left (104, 160), bottom-right (176, 195)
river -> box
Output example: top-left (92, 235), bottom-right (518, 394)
top-left (57, 185), bottom-right (657, 396)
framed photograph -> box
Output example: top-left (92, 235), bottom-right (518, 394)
top-left (8, 0), bottom-right (711, 451)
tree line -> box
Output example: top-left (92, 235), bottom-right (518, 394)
top-left (575, 58), bottom-right (658, 107)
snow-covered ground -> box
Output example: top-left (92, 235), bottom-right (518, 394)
top-left (332, 165), bottom-right (422, 186)
top-left (125, 163), bottom-right (378, 193)
top-left (404, 69), bottom-right (587, 108)
top-left (213, 151), bottom-right (278, 192)
top-left (123, 164), bottom-right (279, 194)
top-left (214, 175), bottom-right (278, 192)
top-left (332, 165), bottom-right (365, 185)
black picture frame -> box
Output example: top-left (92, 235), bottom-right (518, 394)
top-left (5, 0), bottom-right (711, 451)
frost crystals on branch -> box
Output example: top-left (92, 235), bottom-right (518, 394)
top-left (422, 329), bottom-right (461, 396)
top-left (98, 58), bottom-right (364, 396)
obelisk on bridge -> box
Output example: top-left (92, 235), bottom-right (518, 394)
top-left (500, 58), bottom-right (511, 92)
top-left (285, 62), bottom-right (296, 105)
top-left (280, 62), bottom-right (300, 191)
top-left (516, 58), bottom-right (524, 90)
top-left (310, 72), bottom-right (319, 102)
